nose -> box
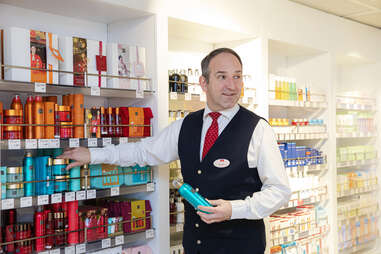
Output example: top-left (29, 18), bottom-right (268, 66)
top-left (225, 76), bottom-right (236, 90)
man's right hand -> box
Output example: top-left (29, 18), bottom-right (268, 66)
top-left (57, 147), bottom-right (91, 170)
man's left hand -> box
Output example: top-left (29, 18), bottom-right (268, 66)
top-left (197, 199), bottom-right (232, 224)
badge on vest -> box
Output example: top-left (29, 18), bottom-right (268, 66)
top-left (213, 159), bottom-right (230, 168)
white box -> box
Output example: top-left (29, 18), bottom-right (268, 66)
top-left (4, 27), bottom-right (59, 84)
top-left (87, 39), bottom-right (107, 88)
top-left (58, 36), bottom-right (74, 86)
top-left (130, 45), bottom-right (149, 90)
top-left (107, 43), bottom-right (131, 89)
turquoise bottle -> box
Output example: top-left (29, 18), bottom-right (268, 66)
top-left (23, 152), bottom-right (35, 196)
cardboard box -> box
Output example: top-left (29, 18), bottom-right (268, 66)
top-left (4, 27), bottom-right (60, 84)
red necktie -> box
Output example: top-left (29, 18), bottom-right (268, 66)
top-left (202, 112), bottom-right (221, 159)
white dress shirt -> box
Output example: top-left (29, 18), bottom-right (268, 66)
top-left (90, 104), bottom-right (291, 220)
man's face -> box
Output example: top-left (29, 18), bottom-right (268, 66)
top-left (200, 52), bottom-right (243, 111)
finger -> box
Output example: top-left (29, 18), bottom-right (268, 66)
top-left (57, 150), bottom-right (73, 159)
top-left (198, 206), bottom-right (217, 213)
top-left (207, 199), bottom-right (223, 206)
top-left (66, 161), bottom-right (83, 170)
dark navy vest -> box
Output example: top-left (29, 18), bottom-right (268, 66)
top-left (178, 106), bottom-right (266, 254)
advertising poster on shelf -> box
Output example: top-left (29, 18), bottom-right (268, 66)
top-left (73, 37), bottom-right (87, 87)
top-left (30, 30), bottom-right (47, 83)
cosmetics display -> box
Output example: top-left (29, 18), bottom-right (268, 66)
top-left (0, 94), bottom-right (153, 140)
top-left (337, 145), bottom-right (377, 163)
top-left (0, 199), bottom-right (152, 253)
top-left (337, 111), bottom-right (376, 134)
top-left (278, 143), bottom-right (325, 168)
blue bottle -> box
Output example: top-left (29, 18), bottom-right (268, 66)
top-left (23, 152), bottom-right (35, 196)
top-left (35, 156), bottom-right (54, 195)
top-left (172, 179), bottom-right (212, 213)
top-left (69, 165), bottom-right (81, 192)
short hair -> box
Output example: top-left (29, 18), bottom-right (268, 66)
top-left (201, 48), bottom-right (242, 83)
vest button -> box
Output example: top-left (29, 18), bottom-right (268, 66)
top-left (195, 223), bottom-right (199, 228)
top-left (195, 188), bottom-right (199, 192)
top-left (197, 240), bottom-right (201, 245)
top-left (197, 170), bottom-right (202, 175)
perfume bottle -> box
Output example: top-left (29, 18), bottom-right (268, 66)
top-left (172, 179), bottom-right (212, 213)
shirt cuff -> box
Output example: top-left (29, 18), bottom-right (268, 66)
top-left (89, 148), bottom-right (105, 164)
top-left (230, 200), bottom-right (248, 220)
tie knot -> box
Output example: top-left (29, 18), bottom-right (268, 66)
top-left (209, 112), bottom-right (221, 121)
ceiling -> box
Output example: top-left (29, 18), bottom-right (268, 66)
top-left (289, 0), bottom-right (381, 29)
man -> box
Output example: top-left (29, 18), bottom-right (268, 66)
top-left (59, 48), bottom-right (291, 254)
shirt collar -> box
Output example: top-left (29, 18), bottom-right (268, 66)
top-left (203, 104), bottom-right (240, 121)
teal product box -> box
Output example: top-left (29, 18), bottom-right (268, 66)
top-left (69, 166), bottom-right (81, 192)
top-left (89, 164), bottom-right (124, 189)
top-left (0, 167), bottom-right (6, 199)
top-left (124, 165), bottom-right (151, 186)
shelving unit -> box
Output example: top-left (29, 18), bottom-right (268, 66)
top-left (267, 39), bottom-right (333, 254)
top-left (0, 1), bottom-right (167, 253)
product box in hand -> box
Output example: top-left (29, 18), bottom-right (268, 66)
top-left (119, 107), bottom-right (153, 137)
top-left (89, 164), bottom-right (124, 189)
top-left (107, 43), bottom-right (148, 90)
top-left (106, 199), bottom-right (152, 234)
top-left (4, 27), bottom-right (61, 84)
top-left (59, 36), bottom-right (107, 87)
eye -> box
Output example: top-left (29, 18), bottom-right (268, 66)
top-left (233, 75), bottom-right (242, 79)
top-left (217, 75), bottom-right (226, 80)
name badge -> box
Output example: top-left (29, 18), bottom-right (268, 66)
top-left (213, 159), bottom-right (230, 168)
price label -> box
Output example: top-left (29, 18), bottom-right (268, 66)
top-left (50, 249), bottom-right (60, 254)
top-left (91, 86), bottom-right (100, 96)
top-left (76, 243), bottom-right (86, 254)
top-left (102, 137), bottom-right (112, 146)
top-left (170, 92), bottom-right (178, 100)
top-left (65, 246), bottom-right (75, 254)
top-left (176, 224), bottom-right (183, 232)
top-left (242, 96), bottom-right (249, 104)
top-left (8, 139), bottom-right (21, 150)
top-left (2, 199), bottom-right (14, 210)
top-left (147, 182), bottom-right (155, 192)
top-left (115, 235), bottom-right (124, 246)
top-left (111, 187), bottom-right (120, 196)
top-left (87, 138), bottom-right (98, 147)
top-left (20, 197), bottom-right (33, 208)
top-left (35, 82), bottom-right (46, 93)
top-left (200, 92), bottom-right (206, 102)
top-left (65, 192), bottom-right (75, 202)
top-left (119, 137), bottom-right (128, 144)
top-left (38, 195), bottom-right (49, 206)
top-left (76, 191), bottom-right (86, 201)
top-left (69, 138), bottom-right (80, 148)
top-left (40, 251), bottom-right (49, 254)
top-left (49, 139), bottom-right (60, 148)
top-left (87, 189), bottom-right (96, 199)
top-left (185, 93), bottom-right (192, 101)
top-left (145, 229), bottom-right (154, 239)
top-left (25, 139), bottom-right (37, 149)
top-left (51, 193), bottom-right (62, 204)
top-left (101, 238), bottom-right (111, 249)
top-left (38, 139), bottom-right (49, 149)
top-left (136, 84), bottom-right (144, 99)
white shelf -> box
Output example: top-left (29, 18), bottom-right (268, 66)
top-left (0, 137), bottom-right (141, 150)
top-left (277, 133), bottom-right (328, 141)
top-left (0, 184), bottom-right (154, 210)
top-left (336, 103), bottom-right (376, 112)
top-left (336, 132), bottom-right (377, 138)
top-left (0, 80), bottom-right (154, 98)
top-left (337, 159), bottom-right (378, 168)
top-left (337, 185), bottom-right (379, 199)
top-left (269, 99), bottom-right (327, 109)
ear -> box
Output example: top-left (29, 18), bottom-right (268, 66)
top-left (199, 75), bottom-right (208, 93)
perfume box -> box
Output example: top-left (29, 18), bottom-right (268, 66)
top-left (107, 43), bottom-right (131, 89)
top-left (59, 37), bottom-right (107, 87)
top-left (89, 164), bottom-right (124, 189)
top-left (4, 27), bottom-right (60, 84)
top-left (107, 44), bottom-right (148, 90)
top-left (87, 39), bottom-right (107, 88)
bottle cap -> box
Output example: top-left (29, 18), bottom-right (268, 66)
top-left (35, 96), bottom-right (43, 102)
top-left (172, 179), bottom-right (183, 189)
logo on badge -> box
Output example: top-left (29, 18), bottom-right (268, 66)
top-left (213, 159), bottom-right (230, 168)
